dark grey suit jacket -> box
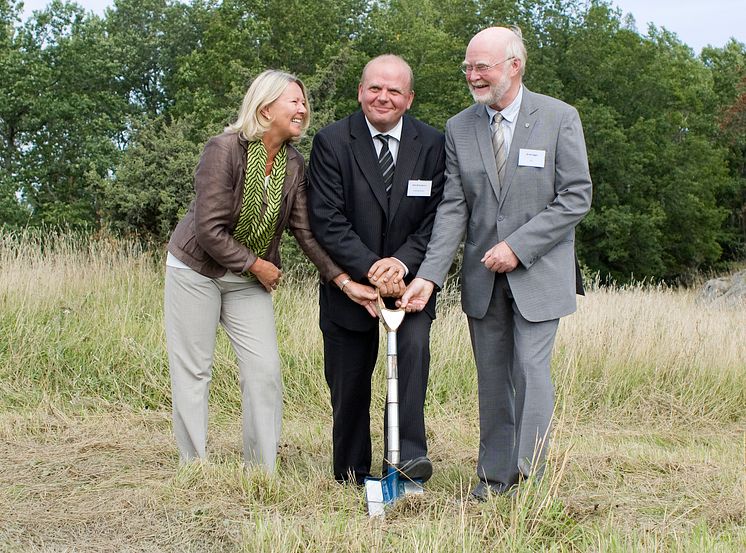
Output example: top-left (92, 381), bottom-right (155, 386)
top-left (308, 111), bottom-right (446, 331)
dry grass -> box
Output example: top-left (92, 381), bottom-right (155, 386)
top-left (556, 283), bottom-right (746, 422)
top-left (0, 230), bottom-right (744, 551)
top-left (1, 405), bottom-right (741, 552)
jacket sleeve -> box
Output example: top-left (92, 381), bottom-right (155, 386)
top-left (287, 165), bottom-right (344, 283)
top-left (417, 120), bottom-right (470, 288)
top-left (193, 136), bottom-right (257, 274)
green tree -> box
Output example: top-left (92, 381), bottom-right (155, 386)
top-left (0, 0), bottom-right (27, 225)
top-left (356, 0), bottom-right (470, 129)
top-left (2, 0), bottom-right (743, 281)
top-left (557, 2), bottom-right (732, 280)
top-left (105, 0), bottom-right (198, 118)
top-left (702, 40), bottom-right (746, 261)
top-left (101, 116), bottom-right (201, 241)
top-left (168, 0), bottom-right (265, 135)
top-left (1, 1), bottom-right (127, 227)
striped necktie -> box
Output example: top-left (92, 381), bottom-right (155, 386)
top-left (491, 113), bottom-right (507, 189)
top-left (376, 134), bottom-right (395, 197)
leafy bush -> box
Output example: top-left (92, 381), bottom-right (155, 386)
top-left (101, 117), bottom-right (202, 242)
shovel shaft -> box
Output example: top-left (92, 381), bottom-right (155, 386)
top-left (386, 330), bottom-right (400, 466)
top-left (365, 296), bottom-right (409, 517)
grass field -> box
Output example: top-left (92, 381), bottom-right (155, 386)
top-left (1, 230), bottom-right (744, 552)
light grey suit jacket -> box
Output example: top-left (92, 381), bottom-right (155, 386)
top-left (418, 87), bottom-right (592, 322)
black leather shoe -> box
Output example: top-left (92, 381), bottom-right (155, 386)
top-left (469, 481), bottom-right (510, 501)
top-left (398, 456), bottom-right (433, 482)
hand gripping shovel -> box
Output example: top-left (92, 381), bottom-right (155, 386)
top-left (364, 293), bottom-right (424, 517)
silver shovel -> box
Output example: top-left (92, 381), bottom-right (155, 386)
top-left (364, 293), bottom-right (423, 517)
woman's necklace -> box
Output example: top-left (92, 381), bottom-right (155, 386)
top-left (263, 138), bottom-right (281, 176)
top-left (265, 152), bottom-right (277, 176)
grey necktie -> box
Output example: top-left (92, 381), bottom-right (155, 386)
top-left (376, 134), bottom-right (395, 196)
top-left (491, 113), bottom-right (507, 188)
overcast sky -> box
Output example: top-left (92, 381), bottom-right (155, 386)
top-left (19, 0), bottom-right (746, 54)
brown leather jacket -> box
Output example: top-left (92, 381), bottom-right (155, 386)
top-left (168, 131), bottom-right (340, 281)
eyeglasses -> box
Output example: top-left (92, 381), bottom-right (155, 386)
top-left (460, 57), bottom-right (515, 75)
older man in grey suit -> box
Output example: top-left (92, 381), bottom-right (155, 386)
top-left (400, 26), bottom-right (592, 499)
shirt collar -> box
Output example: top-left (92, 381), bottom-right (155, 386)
top-left (365, 115), bottom-right (404, 142)
top-left (486, 84), bottom-right (523, 124)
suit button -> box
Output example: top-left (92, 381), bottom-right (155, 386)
top-left (497, 215), bottom-right (504, 222)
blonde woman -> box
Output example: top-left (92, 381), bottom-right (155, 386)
top-left (165, 70), bottom-right (375, 470)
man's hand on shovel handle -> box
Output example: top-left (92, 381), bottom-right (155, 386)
top-left (398, 278), bottom-right (434, 312)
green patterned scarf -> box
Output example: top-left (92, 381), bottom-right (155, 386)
top-left (233, 140), bottom-right (287, 258)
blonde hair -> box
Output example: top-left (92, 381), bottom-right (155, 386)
top-left (226, 69), bottom-right (311, 142)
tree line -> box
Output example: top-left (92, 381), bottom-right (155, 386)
top-left (1, 0), bottom-right (744, 282)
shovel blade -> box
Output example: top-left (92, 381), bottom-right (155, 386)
top-left (364, 469), bottom-right (402, 517)
top-left (364, 470), bottom-right (425, 517)
top-left (364, 479), bottom-right (387, 517)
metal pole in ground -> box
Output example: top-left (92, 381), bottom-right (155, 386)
top-left (365, 293), bottom-right (405, 517)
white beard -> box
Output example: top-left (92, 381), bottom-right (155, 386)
top-left (470, 71), bottom-right (511, 106)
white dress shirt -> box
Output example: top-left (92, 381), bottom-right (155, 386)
top-left (362, 115), bottom-right (409, 276)
top-left (365, 116), bottom-right (403, 163)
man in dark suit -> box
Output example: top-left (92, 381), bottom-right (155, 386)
top-left (401, 27), bottom-right (592, 499)
top-left (308, 54), bottom-right (445, 485)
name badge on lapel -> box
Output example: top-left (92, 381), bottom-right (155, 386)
top-left (407, 180), bottom-right (432, 197)
top-left (518, 149), bottom-right (546, 168)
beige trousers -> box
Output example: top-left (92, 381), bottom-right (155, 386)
top-left (164, 266), bottom-right (282, 471)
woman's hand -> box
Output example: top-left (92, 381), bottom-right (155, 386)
top-left (344, 281), bottom-right (379, 318)
top-left (334, 274), bottom-right (378, 317)
top-left (249, 258), bottom-right (282, 292)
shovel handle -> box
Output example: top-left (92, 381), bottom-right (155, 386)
top-left (376, 290), bottom-right (405, 332)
